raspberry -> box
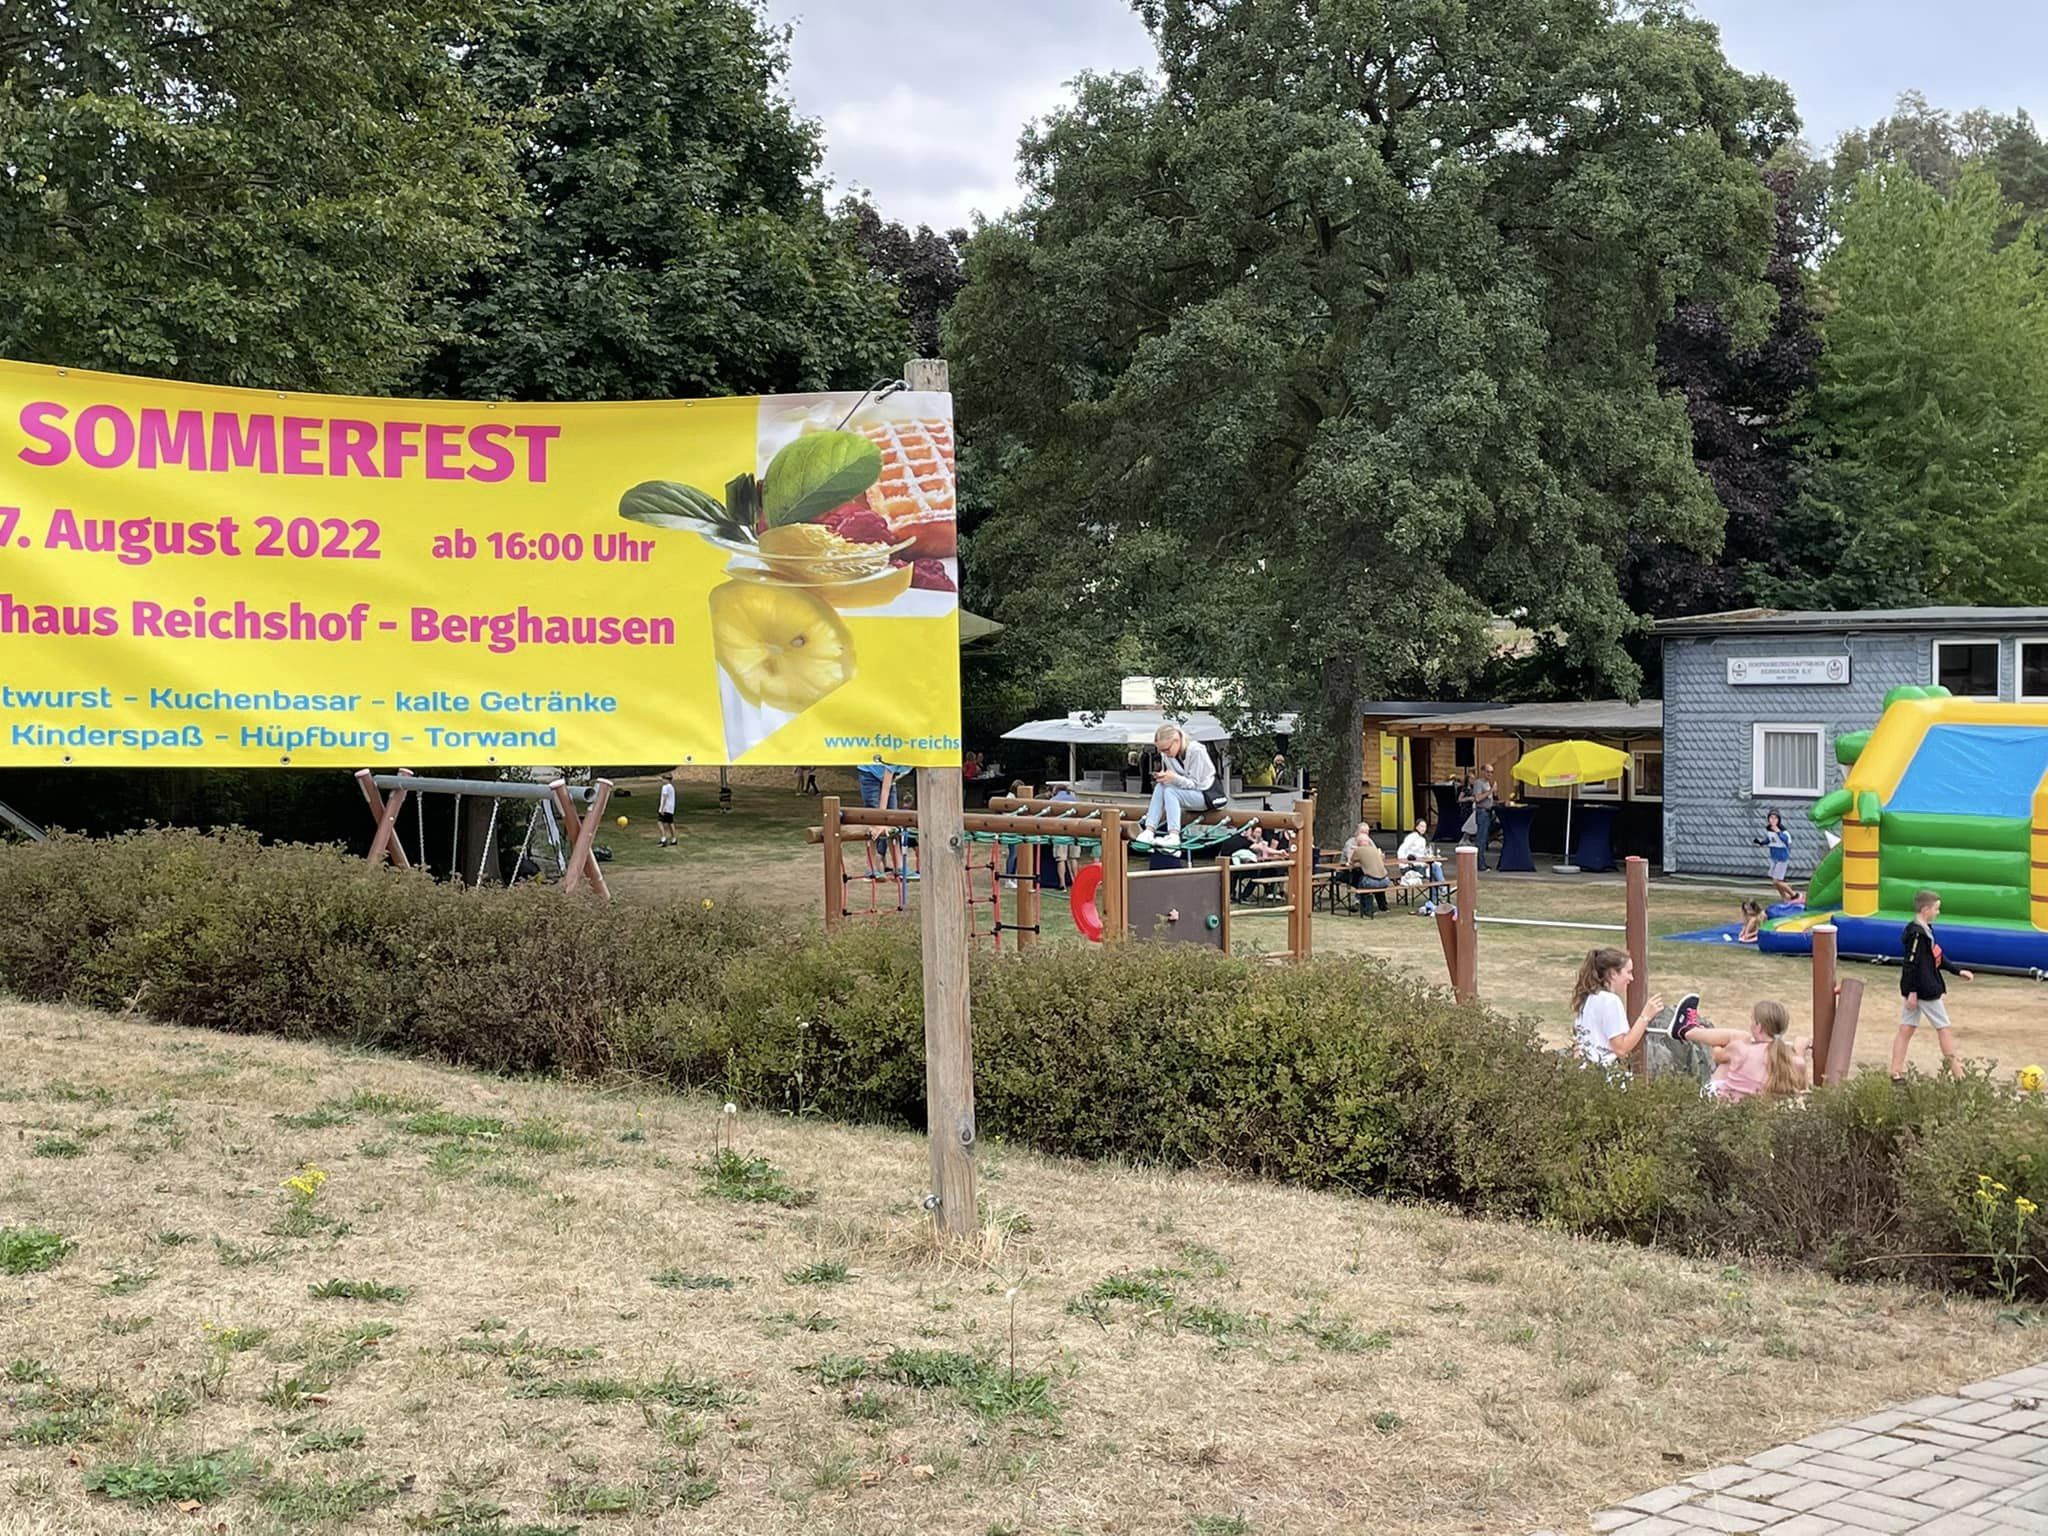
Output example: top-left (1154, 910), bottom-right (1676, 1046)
top-left (909, 558), bottom-right (955, 593)
top-left (818, 503), bottom-right (893, 545)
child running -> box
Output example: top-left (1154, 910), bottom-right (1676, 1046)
top-left (1895, 888), bottom-right (1973, 1081)
top-left (1754, 810), bottom-right (1799, 902)
top-left (1570, 947), bottom-right (1662, 1073)
top-left (1671, 999), bottom-right (1809, 1101)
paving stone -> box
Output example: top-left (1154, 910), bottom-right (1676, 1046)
top-left (1808, 1500), bottom-right (1914, 1534)
top-left (1985, 1412), bottom-right (2048, 1434)
top-left (1745, 1444), bottom-right (1815, 1472)
top-left (1954, 1452), bottom-right (2048, 1483)
top-left (1983, 1435), bottom-right (2048, 1461)
top-left (1621, 1486), bottom-right (1699, 1515)
top-left (1841, 1488), bottom-right (1952, 1523)
top-left (1900, 1425), bottom-right (2006, 1452)
top-left (1873, 1441), bottom-right (1941, 1468)
top-left (1908, 1516), bottom-right (1993, 1536)
top-left (1915, 1478), bottom-right (2019, 1511)
top-left (1868, 1467), bottom-right (1958, 1500)
top-left (1687, 1465), bottom-right (1756, 1492)
top-left (1591, 1513), bottom-right (1637, 1532)
top-left (1758, 1518), bottom-right (1841, 1536)
top-left (1722, 1471), bottom-right (1802, 1501)
top-left (1849, 1412), bottom-right (1918, 1434)
top-left (1609, 1519), bottom-right (1689, 1536)
top-left (1800, 1427), bottom-right (1874, 1452)
top-left (1903, 1396), bottom-right (1976, 1416)
top-left (1797, 1453), bottom-right (1890, 1488)
top-left (1766, 1483), bottom-right (1837, 1514)
top-left (1662, 1505), bottom-right (1768, 1534)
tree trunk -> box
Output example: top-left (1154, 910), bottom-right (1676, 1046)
top-left (1311, 659), bottom-right (1363, 849)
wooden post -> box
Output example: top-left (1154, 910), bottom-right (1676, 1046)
top-left (1453, 844), bottom-right (1479, 1003)
top-left (1624, 856), bottom-right (1650, 1026)
top-left (909, 355), bottom-right (976, 1241)
top-left (550, 778), bottom-right (613, 899)
top-left (1100, 806), bottom-right (1126, 942)
top-left (821, 795), bottom-right (845, 933)
top-left (1824, 975), bottom-right (1863, 1087)
top-left (1811, 923), bottom-right (1839, 1078)
top-left (1435, 908), bottom-right (1461, 989)
top-left (1292, 793), bottom-right (1316, 958)
top-left (358, 767), bottom-right (415, 870)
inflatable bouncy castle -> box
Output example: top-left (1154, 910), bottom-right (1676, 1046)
top-left (1759, 686), bottom-right (2048, 971)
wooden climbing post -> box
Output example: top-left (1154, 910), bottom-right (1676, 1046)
top-left (1291, 794), bottom-right (1316, 958)
top-left (1452, 844), bottom-right (1479, 1002)
top-left (908, 354), bottom-right (976, 1242)
top-left (1625, 856), bottom-right (1650, 1027)
top-left (821, 795), bottom-right (845, 933)
top-left (1824, 975), bottom-right (1863, 1087)
top-left (550, 777), bottom-right (614, 899)
top-left (1811, 923), bottom-right (1839, 1078)
top-left (358, 767), bottom-right (416, 870)
top-left (1100, 806), bottom-right (1126, 943)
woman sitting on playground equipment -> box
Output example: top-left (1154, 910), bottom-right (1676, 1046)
top-left (1570, 947), bottom-right (1662, 1072)
top-left (1670, 998), bottom-right (1809, 1102)
top-left (1135, 722), bottom-right (1217, 849)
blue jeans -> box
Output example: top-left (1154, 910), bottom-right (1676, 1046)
top-left (1473, 809), bottom-right (1493, 868)
top-left (1145, 784), bottom-right (1207, 832)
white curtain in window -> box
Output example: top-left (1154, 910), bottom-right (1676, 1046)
top-left (1760, 730), bottom-right (1819, 792)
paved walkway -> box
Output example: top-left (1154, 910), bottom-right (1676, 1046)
top-left (1549, 1360), bottom-right (2048, 1534)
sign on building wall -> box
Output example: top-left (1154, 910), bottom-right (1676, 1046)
top-left (0, 361), bottom-right (961, 767)
top-left (1725, 656), bottom-right (1851, 687)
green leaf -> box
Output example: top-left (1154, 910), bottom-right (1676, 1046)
top-left (762, 431), bottom-right (881, 527)
top-left (619, 482), bottom-right (749, 542)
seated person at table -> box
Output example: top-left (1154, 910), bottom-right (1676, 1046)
top-left (1396, 819), bottom-right (1442, 882)
top-left (1135, 723), bottom-right (1216, 848)
top-left (1338, 821), bottom-right (1391, 912)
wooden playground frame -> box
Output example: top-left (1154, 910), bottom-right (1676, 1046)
top-left (1437, 844), bottom-right (1867, 1084)
top-left (806, 791), bottom-right (1320, 959)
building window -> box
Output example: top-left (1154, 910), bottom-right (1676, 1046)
top-left (1632, 748), bottom-right (1664, 801)
top-left (1753, 724), bottom-right (1826, 798)
top-left (1933, 639), bottom-right (2001, 698)
top-left (2022, 640), bottom-right (2048, 701)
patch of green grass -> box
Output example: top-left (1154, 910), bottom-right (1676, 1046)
top-left (840, 1388), bottom-right (891, 1421)
top-left (700, 1149), bottom-right (814, 1208)
top-left (880, 1349), bottom-right (1057, 1422)
top-left (1192, 1516), bottom-right (1251, 1536)
top-left (784, 1259), bottom-right (852, 1286)
top-left (404, 1496), bottom-right (583, 1534)
top-left (32, 1134), bottom-right (84, 1159)
top-left (617, 1127), bottom-right (648, 1144)
top-left (455, 1326), bottom-right (600, 1365)
top-left (647, 1457), bottom-right (718, 1509)
top-left (100, 1265), bottom-right (156, 1297)
top-left (261, 1373), bottom-right (330, 1411)
top-left (1762, 1333), bottom-right (1800, 1360)
top-left (1178, 1305), bottom-right (1261, 1343)
top-left (257, 1469), bottom-right (394, 1522)
top-left (547, 1481), bottom-right (641, 1515)
top-left (7, 1357), bottom-right (56, 1384)
top-left (427, 1140), bottom-right (499, 1177)
top-left (292, 1425), bottom-right (368, 1453)
top-left (1371, 1410), bottom-right (1403, 1434)
top-left (207, 1324), bottom-right (274, 1353)
top-left (803, 1354), bottom-right (872, 1386)
top-left (308, 1277), bottom-right (412, 1303)
top-left (1289, 1311), bottom-right (1392, 1354)
top-left (148, 1387), bottom-right (193, 1419)
top-left (275, 1105), bottom-right (356, 1130)
top-left (510, 1118), bottom-right (579, 1154)
top-left (1082, 1273), bottom-right (1177, 1308)
top-left (84, 1450), bottom-right (252, 1505)
top-left (213, 1237), bottom-right (287, 1269)
top-left (1174, 1242), bottom-right (1231, 1278)
top-left (650, 1269), bottom-right (734, 1292)
top-left (357, 1138), bottom-right (396, 1159)
top-left (45, 1079), bottom-right (114, 1105)
top-left (479, 1169), bottom-right (542, 1195)
top-left (155, 1229), bottom-right (194, 1247)
top-left (509, 1372), bottom-right (731, 1408)
top-left (337, 1088), bottom-right (439, 1116)
top-left (402, 1110), bottom-right (506, 1138)
top-left (764, 1309), bottom-right (838, 1334)
top-left (11, 1410), bottom-right (104, 1446)
top-left (0, 1225), bottom-right (75, 1274)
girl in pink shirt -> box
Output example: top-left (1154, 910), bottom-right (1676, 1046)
top-left (1672, 999), bottom-right (1808, 1101)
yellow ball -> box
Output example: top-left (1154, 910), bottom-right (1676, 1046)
top-left (616, 815), bottom-right (629, 828)
top-left (2021, 1064), bottom-right (2044, 1094)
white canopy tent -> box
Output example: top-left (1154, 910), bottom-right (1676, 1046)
top-left (1001, 710), bottom-right (1299, 793)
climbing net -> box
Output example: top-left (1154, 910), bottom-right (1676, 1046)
top-left (834, 817), bottom-right (1104, 951)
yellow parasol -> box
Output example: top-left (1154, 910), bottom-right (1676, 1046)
top-left (1509, 740), bottom-right (1631, 873)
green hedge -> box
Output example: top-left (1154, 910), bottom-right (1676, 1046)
top-left (5, 830), bottom-right (2048, 1299)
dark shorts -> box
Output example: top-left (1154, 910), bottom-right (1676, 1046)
top-left (658, 811), bottom-right (675, 825)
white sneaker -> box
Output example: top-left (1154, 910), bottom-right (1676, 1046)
top-left (1152, 831), bottom-right (1181, 849)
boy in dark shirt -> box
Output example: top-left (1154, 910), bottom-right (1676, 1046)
top-left (1892, 889), bottom-right (1973, 1081)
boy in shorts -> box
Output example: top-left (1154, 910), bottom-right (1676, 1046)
top-left (1893, 889), bottom-right (1972, 1081)
top-left (656, 772), bottom-right (677, 847)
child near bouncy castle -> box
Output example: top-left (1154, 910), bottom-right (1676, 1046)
top-left (1894, 888), bottom-right (1973, 1082)
top-left (1753, 810), bottom-right (1798, 903)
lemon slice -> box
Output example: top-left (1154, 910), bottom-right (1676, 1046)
top-left (708, 580), bottom-right (856, 714)
top-left (755, 522), bottom-right (894, 581)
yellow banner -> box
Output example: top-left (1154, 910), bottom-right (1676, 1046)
top-left (0, 361), bottom-right (961, 767)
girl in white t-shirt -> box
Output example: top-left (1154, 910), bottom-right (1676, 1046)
top-left (1569, 947), bottom-right (1662, 1071)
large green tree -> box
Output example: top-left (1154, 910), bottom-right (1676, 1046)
top-left (417, 0), bottom-right (906, 400)
top-left (1764, 166), bottom-right (2048, 609)
top-left (953, 0), bottom-right (1792, 838)
top-left (0, 0), bottom-right (512, 391)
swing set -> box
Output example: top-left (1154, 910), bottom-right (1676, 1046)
top-left (353, 770), bottom-right (616, 897)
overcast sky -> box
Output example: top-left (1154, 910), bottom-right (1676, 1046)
top-left (765, 0), bottom-right (2048, 232)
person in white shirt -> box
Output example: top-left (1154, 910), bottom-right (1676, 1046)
top-left (656, 772), bottom-right (678, 848)
top-left (1137, 722), bottom-right (1216, 848)
top-left (1570, 946), bottom-right (1661, 1072)
top-left (1396, 818), bottom-right (1443, 915)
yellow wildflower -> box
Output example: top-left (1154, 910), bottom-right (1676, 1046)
top-left (2020, 1198), bottom-right (2039, 1217)
top-left (1995, 1182), bottom-right (2010, 1195)
top-left (281, 1164), bottom-right (329, 1201)
top-left (702, 898), bottom-right (715, 910)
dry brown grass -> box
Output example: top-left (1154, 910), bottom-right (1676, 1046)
top-left (2, 1004), bottom-right (2044, 1536)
